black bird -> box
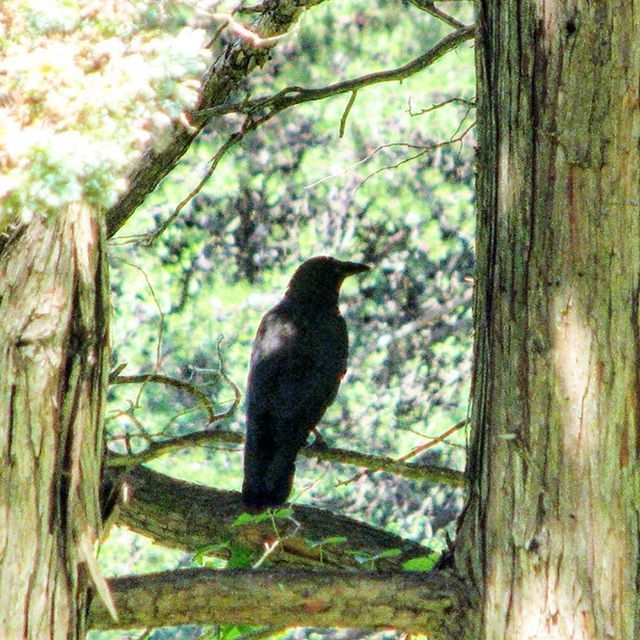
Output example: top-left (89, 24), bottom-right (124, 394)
top-left (242, 256), bottom-right (370, 510)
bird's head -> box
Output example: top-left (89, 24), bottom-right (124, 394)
top-left (286, 256), bottom-right (370, 305)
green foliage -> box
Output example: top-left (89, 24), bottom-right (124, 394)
top-left (0, 0), bottom-right (210, 227)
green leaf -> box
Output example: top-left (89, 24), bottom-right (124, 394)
top-left (307, 535), bottom-right (348, 549)
top-left (402, 555), bottom-right (437, 572)
top-left (231, 511), bottom-right (270, 528)
top-left (200, 623), bottom-right (261, 640)
top-left (271, 507), bottom-right (294, 520)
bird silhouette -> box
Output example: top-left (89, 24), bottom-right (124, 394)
top-left (242, 256), bottom-right (369, 510)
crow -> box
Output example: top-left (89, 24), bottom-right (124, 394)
top-left (242, 256), bottom-right (369, 510)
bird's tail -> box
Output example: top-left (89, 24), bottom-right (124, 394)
top-left (242, 428), bottom-right (298, 511)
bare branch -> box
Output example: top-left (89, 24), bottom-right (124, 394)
top-left (106, 426), bottom-right (240, 467)
top-left (408, 96), bottom-right (475, 117)
top-left (112, 26), bottom-right (475, 241)
top-left (196, 26), bottom-right (475, 121)
top-left (138, 26), bottom-right (475, 235)
top-left (105, 423), bottom-right (465, 486)
top-left (89, 567), bottom-right (469, 635)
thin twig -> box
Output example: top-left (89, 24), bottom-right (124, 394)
top-left (397, 419), bottom-right (468, 462)
top-left (335, 420), bottom-right (468, 489)
top-left (253, 512), bottom-right (301, 568)
top-left (304, 141), bottom-right (438, 190)
top-left (339, 91), bottom-right (357, 138)
top-left (408, 96), bottom-right (475, 117)
top-left (407, 0), bottom-right (467, 29)
top-left (113, 258), bottom-right (165, 406)
top-left (356, 120), bottom-right (475, 190)
top-left (112, 373), bottom-right (218, 423)
top-left (144, 130), bottom-right (246, 246)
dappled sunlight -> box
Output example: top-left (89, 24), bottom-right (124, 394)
top-left (551, 288), bottom-right (597, 460)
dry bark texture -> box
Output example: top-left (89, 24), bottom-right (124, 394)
top-left (107, 466), bottom-right (431, 569)
top-left (89, 567), bottom-right (466, 638)
top-left (457, 2), bottom-right (640, 638)
top-left (0, 205), bottom-right (110, 639)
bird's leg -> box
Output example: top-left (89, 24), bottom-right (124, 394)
top-left (308, 427), bottom-right (328, 449)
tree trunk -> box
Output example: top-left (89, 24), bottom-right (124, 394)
top-left (457, 1), bottom-right (640, 638)
top-left (0, 205), bottom-right (110, 639)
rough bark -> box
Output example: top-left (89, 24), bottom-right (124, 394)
top-left (89, 567), bottom-right (467, 637)
top-left (457, 2), bottom-right (640, 638)
top-left (0, 205), bottom-right (110, 639)
top-left (108, 466), bottom-right (431, 570)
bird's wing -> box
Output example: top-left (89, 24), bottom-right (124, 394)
top-left (247, 306), bottom-right (346, 430)
top-left (243, 302), bottom-right (349, 509)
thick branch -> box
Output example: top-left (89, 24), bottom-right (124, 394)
top-left (110, 467), bottom-right (433, 569)
top-left (89, 567), bottom-right (468, 637)
top-left (105, 428), bottom-right (465, 487)
top-left (105, 0), bottom-right (328, 237)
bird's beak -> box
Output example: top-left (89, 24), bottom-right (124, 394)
top-left (341, 261), bottom-right (370, 276)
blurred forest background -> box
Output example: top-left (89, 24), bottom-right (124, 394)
top-left (93, 0), bottom-right (475, 637)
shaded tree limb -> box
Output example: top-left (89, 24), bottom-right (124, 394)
top-left (89, 567), bottom-right (469, 637)
top-left (105, 0), bottom-right (328, 238)
top-left (108, 466), bottom-right (434, 570)
top-left (105, 427), bottom-right (465, 487)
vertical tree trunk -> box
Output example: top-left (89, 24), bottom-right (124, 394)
top-left (457, 2), bottom-right (640, 638)
top-left (0, 205), bottom-right (110, 639)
